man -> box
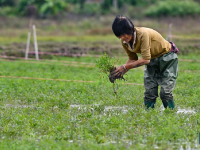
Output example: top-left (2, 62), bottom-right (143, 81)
top-left (112, 15), bottom-right (178, 109)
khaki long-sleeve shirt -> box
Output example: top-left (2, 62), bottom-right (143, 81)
top-left (121, 27), bottom-right (171, 60)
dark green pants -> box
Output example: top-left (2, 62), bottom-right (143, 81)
top-left (144, 51), bottom-right (178, 109)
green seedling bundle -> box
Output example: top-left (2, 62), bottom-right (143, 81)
top-left (95, 53), bottom-right (126, 94)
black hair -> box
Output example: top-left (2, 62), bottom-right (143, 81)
top-left (112, 15), bottom-right (135, 37)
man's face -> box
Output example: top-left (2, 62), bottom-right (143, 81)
top-left (118, 34), bottom-right (132, 43)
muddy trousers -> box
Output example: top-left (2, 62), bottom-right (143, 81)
top-left (144, 51), bottom-right (178, 109)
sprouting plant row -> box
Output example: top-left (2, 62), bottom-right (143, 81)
top-left (0, 55), bottom-right (200, 63)
top-left (0, 59), bottom-right (95, 68)
top-left (0, 58), bottom-right (199, 73)
top-left (0, 75), bottom-right (143, 86)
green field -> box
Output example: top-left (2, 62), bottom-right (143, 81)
top-left (0, 55), bottom-right (199, 150)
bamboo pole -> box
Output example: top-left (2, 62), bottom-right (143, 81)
top-left (25, 20), bottom-right (33, 59)
top-left (32, 25), bottom-right (39, 60)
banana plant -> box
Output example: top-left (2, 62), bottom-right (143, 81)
top-left (39, 0), bottom-right (67, 16)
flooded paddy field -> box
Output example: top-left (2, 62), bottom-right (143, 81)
top-left (0, 56), bottom-right (199, 150)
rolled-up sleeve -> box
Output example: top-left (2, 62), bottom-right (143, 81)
top-left (140, 32), bottom-right (151, 60)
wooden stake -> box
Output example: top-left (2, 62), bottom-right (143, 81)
top-left (25, 20), bottom-right (33, 59)
top-left (25, 31), bottom-right (31, 59)
top-left (32, 25), bottom-right (39, 60)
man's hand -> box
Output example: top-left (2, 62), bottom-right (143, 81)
top-left (109, 65), bottom-right (127, 83)
top-left (111, 65), bottom-right (128, 77)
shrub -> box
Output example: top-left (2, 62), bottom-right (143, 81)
top-left (74, 3), bottom-right (101, 15)
top-left (145, 0), bottom-right (200, 17)
top-left (0, 0), bottom-right (15, 7)
top-left (17, 0), bottom-right (45, 16)
top-left (17, 0), bottom-right (69, 17)
top-left (0, 6), bottom-right (16, 16)
top-left (101, 0), bottom-right (125, 14)
top-left (39, 0), bottom-right (67, 16)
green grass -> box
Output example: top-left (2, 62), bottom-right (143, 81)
top-left (0, 55), bottom-right (199, 149)
top-left (0, 34), bottom-right (119, 45)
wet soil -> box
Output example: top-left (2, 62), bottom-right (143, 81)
top-left (108, 67), bottom-right (126, 95)
top-left (1, 40), bottom-right (200, 59)
top-left (108, 67), bottom-right (125, 84)
top-left (0, 42), bottom-right (123, 59)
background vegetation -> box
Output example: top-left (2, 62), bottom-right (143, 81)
top-left (1, 0), bottom-right (200, 18)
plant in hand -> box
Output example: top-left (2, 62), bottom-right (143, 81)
top-left (95, 53), bottom-right (116, 75)
top-left (96, 53), bottom-right (125, 94)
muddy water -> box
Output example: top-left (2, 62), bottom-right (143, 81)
top-left (2, 103), bottom-right (198, 149)
top-left (3, 104), bottom-right (196, 114)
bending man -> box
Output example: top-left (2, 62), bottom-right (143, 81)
top-left (112, 15), bottom-right (178, 109)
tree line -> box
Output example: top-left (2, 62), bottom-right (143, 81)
top-left (0, 0), bottom-right (200, 18)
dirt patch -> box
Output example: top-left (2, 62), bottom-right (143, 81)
top-left (108, 67), bottom-right (126, 95)
top-left (108, 67), bottom-right (125, 84)
top-left (0, 42), bottom-right (123, 59)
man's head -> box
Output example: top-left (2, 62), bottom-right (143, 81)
top-left (112, 15), bottom-right (135, 43)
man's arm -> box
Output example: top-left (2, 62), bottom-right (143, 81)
top-left (125, 59), bottom-right (136, 65)
top-left (114, 58), bottom-right (150, 76)
top-left (125, 58), bottom-right (150, 70)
